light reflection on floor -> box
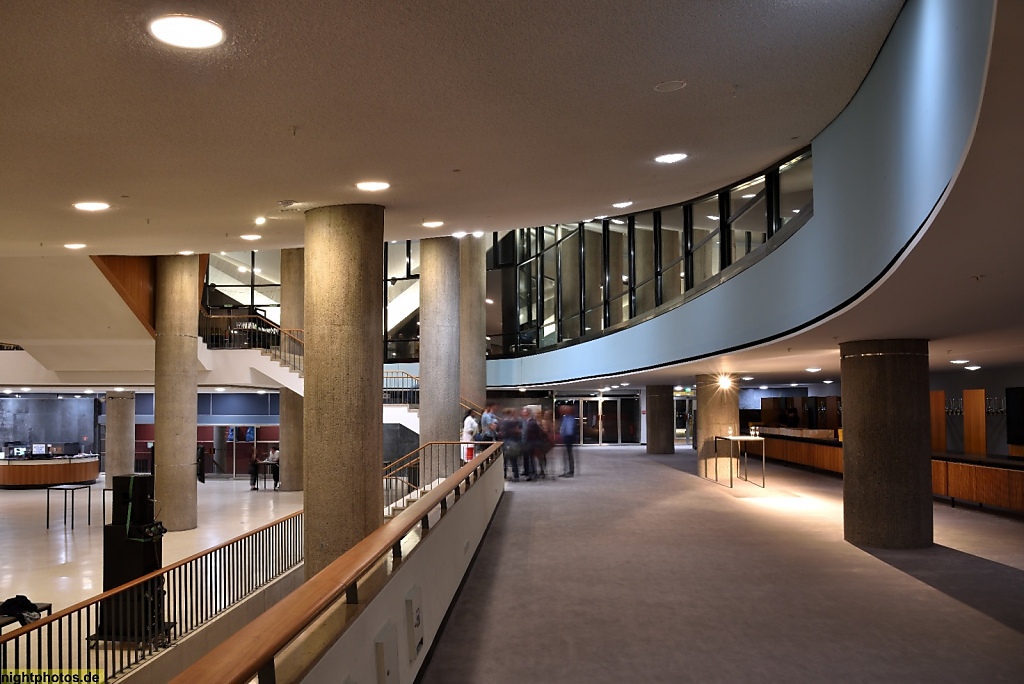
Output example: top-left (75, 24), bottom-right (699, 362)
top-left (0, 477), bottom-right (303, 612)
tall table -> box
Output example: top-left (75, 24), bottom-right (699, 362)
top-left (707, 436), bottom-right (766, 488)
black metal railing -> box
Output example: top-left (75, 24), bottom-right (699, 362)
top-left (0, 512), bottom-right (303, 682)
top-left (198, 308), bottom-right (304, 374)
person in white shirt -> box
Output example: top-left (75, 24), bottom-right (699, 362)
top-left (267, 447), bottom-right (281, 489)
top-left (460, 410), bottom-right (479, 462)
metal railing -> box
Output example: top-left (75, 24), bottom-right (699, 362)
top-left (198, 308), bottom-right (304, 374)
top-left (383, 370), bottom-right (419, 405)
top-left (170, 442), bottom-right (503, 684)
top-left (0, 512), bottom-right (304, 682)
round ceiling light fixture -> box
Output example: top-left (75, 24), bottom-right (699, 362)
top-left (254, 217), bottom-right (267, 225)
top-left (452, 231), bottom-right (467, 239)
top-left (73, 202), bottom-right (110, 212)
top-left (149, 15), bottom-right (225, 49)
top-left (178, 250), bottom-right (194, 256)
top-left (64, 243), bottom-right (87, 250)
top-left (612, 201), bottom-right (633, 209)
top-left (759, 385), bottom-right (768, 390)
top-left (655, 153), bottom-right (688, 164)
top-left (356, 181), bottom-right (390, 192)
top-left (654, 80), bottom-right (687, 93)
top-left (240, 234), bottom-right (261, 241)
top-left (422, 221), bottom-right (444, 228)
top-left (717, 375), bottom-right (732, 389)
top-left (472, 230), bottom-right (484, 238)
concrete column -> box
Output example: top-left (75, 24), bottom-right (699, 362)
top-left (695, 374), bottom-right (738, 473)
top-left (459, 236), bottom-right (487, 410)
top-left (646, 385), bottom-right (675, 455)
top-left (419, 237), bottom-right (461, 482)
top-left (105, 391), bottom-right (136, 483)
top-left (840, 339), bottom-right (932, 549)
top-left (304, 205), bottom-right (384, 577)
top-left (154, 254), bottom-right (200, 532)
top-left (213, 425), bottom-right (230, 475)
top-left (279, 247), bottom-right (304, 492)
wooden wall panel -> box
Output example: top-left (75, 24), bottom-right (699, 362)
top-left (962, 389), bottom-right (987, 456)
top-left (947, 463), bottom-right (977, 501)
top-left (0, 459), bottom-right (100, 486)
top-left (931, 461), bottom-right (948, 496)
top-left (973, 467), bottom-right (1010, 509)
top-left (929, 390), bottom-right (946, 453)
top-left (1008, 444), bottom-right (1024, 457)
top-left (1009, 472), bottom-right (1024, 512)
top-left (91, 255), bottom-right (157, 337)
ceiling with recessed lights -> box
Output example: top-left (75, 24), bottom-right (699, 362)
top-left (0, 0), bottom-right (902, 256)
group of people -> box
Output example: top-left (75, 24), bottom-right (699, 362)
top-left (461, 403), bottom-right (578, 482)
top-left (249, 446), bottom-right (280, 490)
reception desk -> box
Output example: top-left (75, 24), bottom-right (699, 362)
top-left (0, 456), bottom-right (100, 488)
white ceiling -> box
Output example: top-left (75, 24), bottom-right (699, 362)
top-left (0, 0), bottom-right (902, 256)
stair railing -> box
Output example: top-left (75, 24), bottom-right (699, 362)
top-left (198, 308), bottom-right (304, 374)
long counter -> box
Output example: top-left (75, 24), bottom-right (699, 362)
top-left (746, 433), bottom-right (1024, 514)
top-left (0, 456), bottom-right (100, 488)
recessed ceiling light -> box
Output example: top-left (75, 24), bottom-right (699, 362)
top-left (2, 390), bottom-right (10, 395)
top-left (621, 382), bottom-right (629, 386)
top-left (950, 359), bottom-right (970, 364)
top-left (742, 194), bottom-right (756, 199)
top-left (790, 383), bottom-right (798, 387)
top-left (240, 234), bottom-right (261, 241)
top-left (257, 390), bottom-right (266, 395)
top-left (655, 153), bottom-right (688, 164)
top-left (73, 202), bottom-right (110, 212)
top-left (114, 387), bottom-right (125, 392)
top-left (594, 215), bottom-right (608, 220)
top-left (472, 230), bottom-right (484, 238)
top-left (485, 298), bottom-right (494, 304)
top-left (84, 389), bottom-right (93, 394)
top-left (611, 385), bottom-right (620, 389)
top-left (621, 275), bottom-right (629, 282)
top-left (149, 15), bottom-right (225, 49)
top-left (611, 219), bottom-right (625, 225)
top-left (20, 387), bottom-right (30, 392)
top-left (707, 215), bottom-right (719, 220)
top-left (823, 380), bottom-right (834, 384)
top-left (254, 217), bottom-right (266, 225)
top-left (673, 385), bottom-right (683, 391)
top-left (519, 388), bottom-right (526, 392)
top-left (74, 395), bottom-right (81, 398)
top-left (654, 80), bottom-right (687, 92)
top-left (423, 221), bottom-right (444, 228)
top-left (215, 387), bottom-right (226, 392)
top-left (64, 243), bottom-right (87, 250)
top-left (612, 201), bottom-right (633, 209)
top-left (741, 376), bottom-right (754, 381)
top-left (356, 181), bottom-right (390, 192)
top-left (759, 385), bottom-right (768, 390)
top-left (718, 376), bottom-right (732, 389)
top-left (452, 231), bottom-right (467, 239)
top-left (805, 368), bottom-right (821, 373)
top-left (178, 250), bottom-right (194, 256)
top-left (238, 266), bottom-right (247, 273)
top-left (793, 209), bottom-right (801, 213)
top-left (601, 387), bottom-right (612, 392)
top-left (965, 366), bottom-right (981, 371)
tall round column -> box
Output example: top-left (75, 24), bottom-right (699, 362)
top-left (695, 373), bottom-right (738, 469)
top-left (840, 339), bottom-right (932, 549)
top-left (419, 237), bottom-right (461, 482)
top-left (646, 385), bottom-right (675, 455)
top-left (105, 391), bottom-right (136, 483)
top-left (279, 247), bottom-right (304, 492)
top-left (154, 254), bottom-right (199, 532)
top-left (304, 205), bottom-right (384, 577)
top-left (459, 236), bottom-right (487, 410)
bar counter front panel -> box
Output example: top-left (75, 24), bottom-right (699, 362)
top-left (0, 456), bottom-right (100, 488)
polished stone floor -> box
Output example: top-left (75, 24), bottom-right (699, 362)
top-left (0, 477), bottom-right (302, 613)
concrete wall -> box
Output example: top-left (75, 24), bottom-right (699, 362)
top-left (0, 396), bottom-right (95, 448)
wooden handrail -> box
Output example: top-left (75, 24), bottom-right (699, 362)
top-left (382, 440), bottom-right (478, 478)
top-left (0, 510), bottom-right (304, 645)
top-left (171, 441), bottom-right (502, 684)
top-left (199, 309), bottom-right (305, 348)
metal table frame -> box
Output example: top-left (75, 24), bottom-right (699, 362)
top-left (706, 436), bottom-right (766, 488)
top-left (47, 484), bottom-right (92, 529)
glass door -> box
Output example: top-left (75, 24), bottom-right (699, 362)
top-left (600, 398), bottom-right (619, 444)
top-left (581, 399), bottom-right (602, 444)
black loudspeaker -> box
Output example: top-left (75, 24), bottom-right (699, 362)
top-left (1007, 387), bottom-right (1024, 446)
top-left (97, 524), bottom-right (168, 642)
top-left (102, 524), bottom-right (162, 591)
top-left (111, 474), bottom-right (155, 526)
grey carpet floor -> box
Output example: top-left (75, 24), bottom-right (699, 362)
top-left (418, 446), bottom-right (1024, 683)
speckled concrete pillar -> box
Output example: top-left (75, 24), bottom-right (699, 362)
top-left (105, 391), bottom-right (135, 483)
top-left (840, 339), bottom-right (932, 549)
top-left (460, 236), bottom-right (487, 410)
top-left (304, 205), bottom-right (384, 577)
top-left (646, 385), bottom-right (675, 455)
top-left (154, 255), bottom-right (199, 531)
top-left (213, 426), bottom-right (229, 475)
top-left (279, 247), bottom-right (304, 492)
top-left (695, 374), bottom-right (738, 473)
top-left (419, 237), bottom-right (461, 482)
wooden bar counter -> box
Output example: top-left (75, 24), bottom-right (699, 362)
top-left (0, 456), bottom-right (100, 488)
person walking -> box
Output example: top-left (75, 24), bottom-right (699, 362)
top-left (559, 405), bottom-right (577, 477)
top-left (460, 409), bottom-right (479, 462)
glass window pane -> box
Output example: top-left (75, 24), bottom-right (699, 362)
top-left (518, 260), bottom-right (537, 327)
top-left (543, 225), bottom-right (557, 250)
top-left (253, 250), bottom-right (281, 285)
top-left (780, 154), bottom-right (813, 228)
top-left (607, 219), bottom-right (628, 325)
top-left (387, 242), bottom-right (408, 279)
top-left (692, 231), bottom-right (720, 287)
top-left (582, 220), bottom-right (604, 333)
top-left (409, 241), bottom-right (421, 276)
top-left (559, 229), bottom-right (581, 326)
top-left (609, 292), bottom-right (629, 327)
top-left (634, 212), bottom-right (655, 315)
top-left (541, 247), bottom-right (557, 346)
top-left (730, 177), bottom-right (767, 262)
top-left (584, 306), bottom-right (603, 336)
top-left (253, 285), bottom-right (281, 310)
top-left (660, 208), bottom-right (684, 303)
top-left (692, 195), bottom-right (720, 238)
top-left (209, 251), bottom-right (252, 286)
